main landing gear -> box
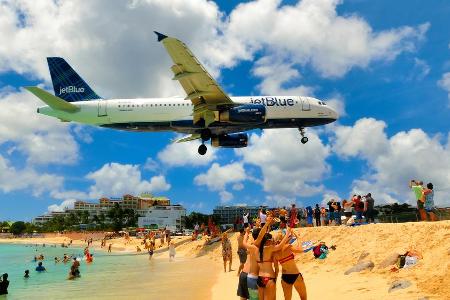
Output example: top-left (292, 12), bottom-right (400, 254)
top-left (198, 129), bottom-right (211, 155)
top-left (299, 127), bottom-right (308, 144)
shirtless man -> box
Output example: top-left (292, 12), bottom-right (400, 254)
top-left (237, 228), bottom-right (247, 276)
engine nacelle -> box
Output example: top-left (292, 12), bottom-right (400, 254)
top-left (216, 104), bottom-right (266, 123)
top-left (211, 133), bottom-right (248, 148)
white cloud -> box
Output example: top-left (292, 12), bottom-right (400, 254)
top-left (216, 0), bottom-right (429, 78)
top-left (194, 162), bottom-right (246, 191)
top-left (237, 128), bottom-right (330, 197)
top-left (86, 163), bottom-right (170, 198)
top-left (0, 88), bottom-right (79, 165)
top-left (158, 139), bottom-right (217, 167)
top-left (411, 58), bottom-right (430, 81)
top-left (47, 199), bottom-right (76, 213)
top-left (0, 154), bottom-right (64, 196)
top-left (143, 157), bottom-right (159, 172)
top-left (219, 190), bottom-right (234, 203)
top-left (437, 72), bottom-right (450, 106)
top-left (0, 0), bottom-right (222, 98)
top-left (332, 120), bottom-right (450, 206)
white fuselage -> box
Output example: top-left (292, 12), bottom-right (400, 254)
top-left (38, 96), bottom-right (338, 129)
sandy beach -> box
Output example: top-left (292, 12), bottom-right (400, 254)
top-left (1, 221), bottom-right (449, 299)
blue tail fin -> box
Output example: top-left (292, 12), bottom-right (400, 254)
top-left (47, 57), bottom-right (101, 102)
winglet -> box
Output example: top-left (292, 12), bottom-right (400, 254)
top-left (25, 86), bottom-right (79, 112)
top-left (154, 31), bottom-right (168, 42)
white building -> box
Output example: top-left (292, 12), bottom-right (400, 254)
top-left (138, 205), bottom-right (186, 231)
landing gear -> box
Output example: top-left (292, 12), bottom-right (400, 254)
top-left (198, 144), bottom-right (207, 155)
top-left (299, 127), bottom-right (309, 144)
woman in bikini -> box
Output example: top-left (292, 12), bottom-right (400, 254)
top-left (257, 227), bottom-right (292, 300)
top-left (273, 230), bottom-right (307, 300)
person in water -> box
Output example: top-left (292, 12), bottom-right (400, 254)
top-left (273, 230), bottom-right (307, 300)
top-left (24, 270), bottom-right (30, 278)
top-left (0, 273), bottom-right (9, 295)
top-left (35, 261), bottom-right (46, 272)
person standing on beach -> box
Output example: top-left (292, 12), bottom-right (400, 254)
top-left (237, 237), bottom-right (251, 300)
top-left (243, 217), bottom-right (274, 300)
top-left (108, 243), bottom-right (112, 253)
top-left (243, 211), bottom-right (249, 228)
top-left (353, 195), bottom-right (364, 223)
top-left (169, 241), bottom-right (176, 261)
top-left (279, 207), bottom-right (288, 229)
top-left (289, 204), bottom-right (298, 228)
top-left (237, 228), bottom-right (248, 276)
top-left (410, 180), bottom-right (426, 221)
top-left (422, 183), bottom-right (438, 221)
top-left (364, 193), bottom-right (375, 223)
top-left (259, 209), bottom-right (267, 228)
top-left (0, 273), bottom-right (9, 295)
top-left (314, 204), bottom-right (321, 227)
top-left (221, 230), bottom-right (233, 272)
top-left (327, 200), bottom-right (335, 225)
top-left (305, 206), bottom-right (313, 227)
top-left (342, 200), bottom-right (353, 225)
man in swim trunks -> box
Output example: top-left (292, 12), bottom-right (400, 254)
top-left (237, 233), bottom-right (251, 300)
top-left (237, 228), bottom-right (247, 276)
top-left (410, 180), bottom-right (426, 221)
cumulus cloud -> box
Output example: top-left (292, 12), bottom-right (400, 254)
top-left (332, 120), bottom-right (450, 206)
top-left (237, 129), bottom-right (330, 199)
top-left (194, 162), bottom-right (246, 191)
top-left (47, 199), bottom-right (76, 213)
top-left (86, 163), bottom-right (170, 198)
top-left (216, 0), bottom-right (429, 78)
top-left (157, 139), bottom-right (217, 167)
top-left (0, 154), bottom-right (64, 196)
top-left (0, 88), bottom-right (79, 165)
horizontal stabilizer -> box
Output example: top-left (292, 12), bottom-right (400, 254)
top-left (173, 134), bottom-right (201, 143)
top-left (25, 87), bottom-right (79, 112)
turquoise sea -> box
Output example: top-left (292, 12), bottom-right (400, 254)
top-left (0, 243), bottom-right (214, 299)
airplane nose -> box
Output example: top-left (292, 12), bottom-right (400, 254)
top-left (329, 107), bottom-right (339, 120)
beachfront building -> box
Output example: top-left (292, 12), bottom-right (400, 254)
top-left (213, 205), bottom-right (267, 225)
top-left (33, 193), bottom-right (172, 224)
top-left (137, 205), bottom-right (186, 231)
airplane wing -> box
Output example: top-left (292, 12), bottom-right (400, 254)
top-left (173, 134), bottom-right (201, 143)
top-left (155, 31), bottom-right (234, 127)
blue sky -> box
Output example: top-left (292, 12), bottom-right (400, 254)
top-left (0, 0), bottom-right (449, 221)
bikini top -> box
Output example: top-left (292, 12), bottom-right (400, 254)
top-left (278, 253), bottom-right (295, 264)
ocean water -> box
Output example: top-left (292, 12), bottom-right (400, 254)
top-left (0, 243), bottom-right (215, 299)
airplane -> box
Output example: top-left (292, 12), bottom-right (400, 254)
top-left (26, 31), bottom-right (338, 155)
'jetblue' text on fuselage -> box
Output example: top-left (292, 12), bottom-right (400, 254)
top-left (250, 97), bottom-right (294, 106)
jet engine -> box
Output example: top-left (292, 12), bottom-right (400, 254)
top-left (216, 104), bottom-right (266, 123)
top-left (211, 133), bottom-right (248, 148)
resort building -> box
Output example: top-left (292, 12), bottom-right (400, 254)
top-left (137, 205), bottom-right (186, 231)
top-left (33, 193), bottom-right (172, 224)
top-left (213, 205), bottom-right (267, 225)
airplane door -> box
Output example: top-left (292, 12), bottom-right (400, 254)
top-left (98, 100), bottom-right (107, 117)
top-left (302, 97), bottom-right (311, 111)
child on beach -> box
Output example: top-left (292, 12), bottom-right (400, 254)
top-left (169, 241), bottom-right (176, 261)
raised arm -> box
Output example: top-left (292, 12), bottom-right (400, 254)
top-left (273, 228), bottom-right (292, 251)
top-left (254, 216), bottom-right (273, 246)
top-left (242, 227), bottom-right (252, 250)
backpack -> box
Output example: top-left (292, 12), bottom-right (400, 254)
top-left (313, 245), bottom-right (322, 258)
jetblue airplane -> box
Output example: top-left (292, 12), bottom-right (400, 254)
top-left (26, 32), bottom-right (338, 155)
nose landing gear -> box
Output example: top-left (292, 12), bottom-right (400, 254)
top-left (299, 127), bottom-right (308, 144)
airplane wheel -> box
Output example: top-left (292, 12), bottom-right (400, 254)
top-left (198, 144), bottom-right (207, 155)
top-left (301, 137), bottom-right (308, 144)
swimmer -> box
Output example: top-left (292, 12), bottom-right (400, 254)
top-left (24, 270), bottom-right (30, 278)
top-left (35, 262), bottom-right (46, 272)
top-left (54, 257), bottom-right (60, 263)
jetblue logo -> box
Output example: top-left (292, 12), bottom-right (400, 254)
top-left (250, 97), bottom-right (294, 106)
top-left (59, 86), bottom-right (85, 94)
